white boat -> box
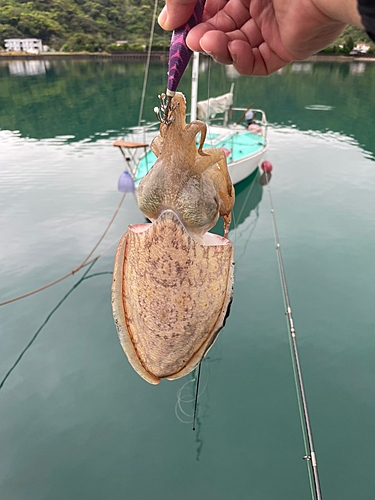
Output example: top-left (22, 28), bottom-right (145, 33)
top-left (114, 52), bottom-right (268, 188)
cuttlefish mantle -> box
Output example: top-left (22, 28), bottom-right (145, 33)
top-left (112, 92), bottom-right (235, 384)
top-left (112, 210), bottom-right (234, 384)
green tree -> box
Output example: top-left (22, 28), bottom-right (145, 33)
top-left (0, 23), bottom-right (22, 44)
top-left (345, 36), bottom-right (354, 51)
top-left (0, 0), bottom-right (371, 53)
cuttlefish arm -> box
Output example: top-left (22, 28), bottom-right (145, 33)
top-left (150, 118), bottom-right (209, 159)
top-left (139, 92), bottom-right (234, 237)
top-left (113, 93), bottom-right (237, 384)
top-left (184, 121), bottom-right (210, 157)
top-left (150, 122), bottom-right (167, 158)
top-left (183, 120), bottom-right (234, 236)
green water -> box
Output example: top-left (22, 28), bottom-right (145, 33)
top-left (0, 59), bottom-right (374, 500)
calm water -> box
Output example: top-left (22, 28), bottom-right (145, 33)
top-left (0, 59), bottom-right (375, 500)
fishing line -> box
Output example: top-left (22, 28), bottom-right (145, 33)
top-left (192, 362), bottom-right (202, 430)
top-left (234, 209), bottom-right (259, 264)
top-left (204, 0), bottom-right (222, 124)
top-left (230, 169), bottom-right (260, 257)
top-left (264, 171), bottom-right (322, 500)
top-left (175, 360), bottom-right (209, 424)
top-left (0, 262), bottom-right (113, 390)
top-left (235, 169), bottom-right (259, 225)
top-left (0, 194), bottom-right (126, 307)
top-left (82, 271), bottom-right (113, 280)
top-left (138, 0), bottom-right (159, 127)
top-left (80, 193), bottom-right (126, 266)
top-left (206, 57), bottom-right (211, 122)
top-left (231, 207), bottom-right (237, 247)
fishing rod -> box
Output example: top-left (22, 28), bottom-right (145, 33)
top-left (262, 163), bottom-right (322, 500)
top-left (160, 5), bottom-right (323, 495)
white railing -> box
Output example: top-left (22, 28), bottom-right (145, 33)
top-left (232, 107), bottom-right (268, 142)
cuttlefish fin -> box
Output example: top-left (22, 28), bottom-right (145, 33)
top-left (112, 231), bottom-right (161, 385)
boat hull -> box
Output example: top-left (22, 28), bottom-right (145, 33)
top-left (228, 144), bottom-right (268, 185)
top-left (207, 124), bottom-right (268, 185)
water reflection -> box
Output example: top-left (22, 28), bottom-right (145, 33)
top-left (225, 65), bottom-right (241, 79)
top-left (291, 62), bottom-right (313, 73)
top-left (304, 104), bottom-right (334, 111)
top-left (259, 171), bottom-right (272, 185)
top-left (199, 60), bottom-right (209, 74)
top-left (212, 168), bottom-right (263, 237)
top-left (350, 62), bottom-right (366, 75)
top-left (7, 60), bottom-right (51, 77)
top-left (0, 59), bottom-right (375, 158)
top-left (174, 353), bottom-right (222, 461)
top-left (0, 261), bottom-right (113, 390)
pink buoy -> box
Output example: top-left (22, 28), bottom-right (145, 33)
top-left (220, 147), bottom-right (231, 158)
top-left (248, 124), bottom-right (261, 134)
top-left (261, 160), bottom-right (273, 173)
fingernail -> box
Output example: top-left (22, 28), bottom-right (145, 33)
top-left (158, 6), bottom-right (168, 28)
top-left (228, 42), bottom-right (236, 63)
top-left (199, 40), bottom-right (213, 57)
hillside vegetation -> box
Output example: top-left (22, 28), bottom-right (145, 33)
top-left (0, 0), bottom-right (373, 53)
top-left (322, 25), bottom-right (374, 53)
top-left (0, 0), bottom-right (168, 51)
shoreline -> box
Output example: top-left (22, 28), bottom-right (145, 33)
top-left (0, 51), bottom-right (168, 61)
top-left (0, 52), bottom-right (374, 63)
top-left (308, 54), bottom-right (375, 63)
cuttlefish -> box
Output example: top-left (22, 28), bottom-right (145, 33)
top-left (112, 93), bottom-right (235, 384)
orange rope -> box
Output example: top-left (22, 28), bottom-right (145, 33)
top-left (0, 193), bottom-right (126, 307)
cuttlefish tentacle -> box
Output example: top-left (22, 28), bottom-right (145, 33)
top-left (138, 93), bottom-right (235, 240)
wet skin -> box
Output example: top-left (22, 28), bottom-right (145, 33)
top-left (138, 93), bottom-right (235, 239)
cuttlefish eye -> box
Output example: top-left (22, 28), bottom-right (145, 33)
top-left (112, 210), bottom-right (234, 384)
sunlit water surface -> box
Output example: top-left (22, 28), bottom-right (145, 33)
top-left (0, 59), bottom-right (375, 500)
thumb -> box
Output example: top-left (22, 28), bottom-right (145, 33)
top-left (158, 0), bottom-right (198, 30)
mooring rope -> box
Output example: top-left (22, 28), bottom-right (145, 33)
top-left (0, 261), bottom-right (89, 389)
top-left (0, 193), bottom-right (126, 307)
top-left (264, 171), bottom-right (322, 500)
top-left (0, 266), bottom-right (113, 391)
top-left (138, 0), bottom-right (159, 127)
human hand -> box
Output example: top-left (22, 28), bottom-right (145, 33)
top-left (158, 0), bottom-right (362, 75)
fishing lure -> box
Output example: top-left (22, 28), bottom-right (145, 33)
top-left (112, 93), bottom-right (235, 384)
top-left (158, 0), bottom-right (206, 122)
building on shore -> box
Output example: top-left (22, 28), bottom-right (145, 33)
top-left (4, 39), bottom-right (43, 54)
top-left (354, 43), bottom-right (371, 53)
